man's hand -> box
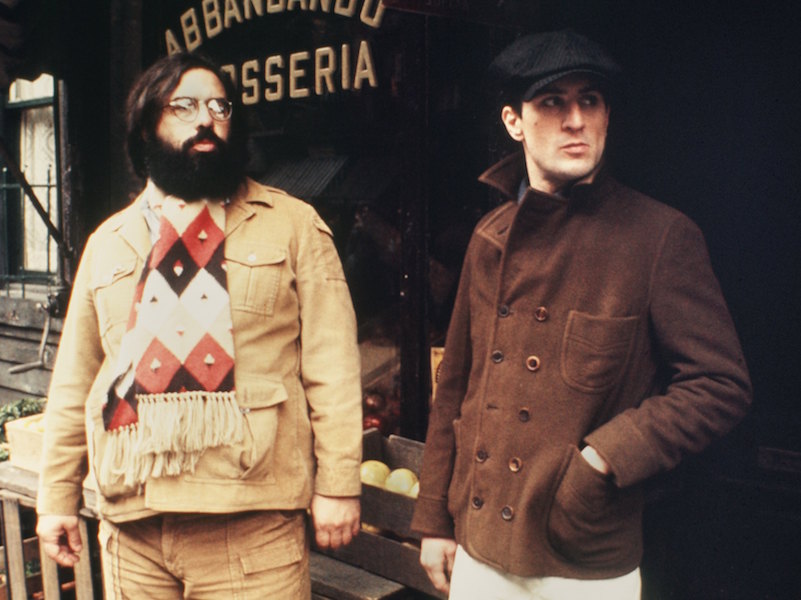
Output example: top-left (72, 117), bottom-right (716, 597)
top-left (420, 537), bottom-right (457, 595)
top-left (36, 514), bottom-right (82, 567)
top-left (310, 494), bottom-right (360, 550)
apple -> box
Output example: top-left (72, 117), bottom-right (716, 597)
top-left (360, 459), bottom-right (390, 487)
top-left (408, 481), bottom-right (420, 499)
top-left (383, 468), bottom-right (419, 496)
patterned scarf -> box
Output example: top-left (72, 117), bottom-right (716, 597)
top-left (101, 195), bottom-right (243, 487)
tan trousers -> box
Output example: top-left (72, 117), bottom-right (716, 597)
top-left (449, 545), bottom-right (641, 600)
top-left (98, 510), bottom-right (310, 600)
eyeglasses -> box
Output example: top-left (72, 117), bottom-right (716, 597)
top-left (164, 97), bottom-right (233, 122)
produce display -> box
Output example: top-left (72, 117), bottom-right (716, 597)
top-left (360, 459), bottom-right (419, 498)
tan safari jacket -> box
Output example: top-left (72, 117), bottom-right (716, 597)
top-left (37, 178), bottom-right (363, 522)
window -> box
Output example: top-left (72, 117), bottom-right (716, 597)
top-left (1, 73), bottom-right (60, 297)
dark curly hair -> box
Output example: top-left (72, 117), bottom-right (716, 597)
top-left (125, 52), bottom-right (247, 179)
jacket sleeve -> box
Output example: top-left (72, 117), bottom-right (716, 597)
top-left (585, 215), bottom-right (752, 488)
top-left (37, 237), bottom-right (105, 516)
top-left (295, 207), bottom-right (363, 497)
top-left (411, 238), bottom-right (475, 538)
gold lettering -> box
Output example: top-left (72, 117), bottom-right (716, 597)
top-left (340, 43), bottom-right (351, 90)
top-left (353, 39), bottom-right (377, 90)
top-left (241, 59), bottom-right (260, 105)
top-left (315, 47), bottom-right (336, 95)
top-left (220, 64), bottom-right (237, 86)
top-left (244, 0), bottom-right (264, 18)
top-left (202, 0), bottom-right (223, 38)
top-left (265, 56), bottom-right (284, 101)
top-left (360, 0), bottom-right (384, 28)
top-left (165, 29), bottom-right (183, 54)
top-left (334, 0), bottom-right (357, 18)
top-left (180, 9), bottom-right (204, 51)
top-left (224, 0), bottom-right (244, 26)
top-left (289, 51), bottom-right (311, 98)
top-left (286, 0), bottom-right (308, 9)
top-left (266, 0), bottom-right (285, 12)
top-left (309, 0), bottom-right (333, 11)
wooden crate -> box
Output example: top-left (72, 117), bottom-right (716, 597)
top-left (317, 429), bottom-right (444, 599)
top-left (4, 414), bottom-right (44, 473)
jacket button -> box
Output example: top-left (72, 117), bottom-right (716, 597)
top-left (518, 408), bottom-right (531, 422)
top-left (476, 449), bottom-right (489, 463)
top-left (491, 350), bottom-right (504, 363)
top-left (471, 496), bottom-right (484, 509)
top-left (534, 306), bottom-right (549, 322)
top-left (508, 457), bottom-right (523, 472)
top-left (525, 355), bottom-right (541, 372)
top-left (498, 304), bottom-right (510, 317)
top-left (501, 506), bottom-right (514, 521)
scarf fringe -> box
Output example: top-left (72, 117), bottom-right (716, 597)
top-left (99, 391), bottom-right (244, 487)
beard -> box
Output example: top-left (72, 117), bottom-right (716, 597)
top-left (144, 128), bottom-right (245, 200)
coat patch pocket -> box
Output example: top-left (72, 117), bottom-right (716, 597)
top-left (224, 243), bottom-right (286, 316)
top-left (546, 446), bottom-right (641, 568)
top-left (90, 258), bottom-right (137, 346)
top-left (560, 311), bottom-right (638, 394)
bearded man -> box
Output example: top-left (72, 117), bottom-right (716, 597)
top-left (35, 52), bottom-right (362, 599)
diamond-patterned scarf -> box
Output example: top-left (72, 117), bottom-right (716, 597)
top-left (101, 196), bottom-right (243, 487)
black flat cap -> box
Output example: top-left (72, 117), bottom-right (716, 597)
top-left (489, 29), bottom-right (621, 101)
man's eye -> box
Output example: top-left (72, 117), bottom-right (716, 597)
top-left (541, 97), bottom-right (562, 108)
top-left (170, 98), bottom-right (196, 113)
top-left (580, 94), bottom-right (601, 107)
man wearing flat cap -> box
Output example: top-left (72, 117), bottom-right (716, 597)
top-left (411, 29), bottom-right (751, 599)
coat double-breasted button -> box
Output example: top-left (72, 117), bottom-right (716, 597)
top-left (476, 449), bottom-right (489, 463)
top-left (534, 306), bottom-right (549, 322)
top-left (518, 408), bottom-right (531, 422)
top-left (491, 350), bottom-right (504, 363)
top-left (501, 506), bottom-right (514, 521)
top-left (525, 355), bottom-right (541, 371)
top-left (471, 496), bottom-right (484, 509)
top-left (508, 457), bottom-right (523, 472)
top-left (498, 304), bottom-right (511, 317)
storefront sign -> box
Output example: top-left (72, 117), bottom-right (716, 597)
top-left (161, 0), bottom-right (386, 105)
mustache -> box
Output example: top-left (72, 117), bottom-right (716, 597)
top-left (181, 128), bottom-right (226, 152)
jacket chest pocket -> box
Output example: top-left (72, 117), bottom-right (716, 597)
top-left (225, 244), bottom-right (287, 316)
top-left (90, 259), bottom-right (138, 349)
top-left (560, 311), bottom-right (639, 394)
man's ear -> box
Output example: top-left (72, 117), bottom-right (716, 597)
top-left (501, 106), bottom-right (524, 142)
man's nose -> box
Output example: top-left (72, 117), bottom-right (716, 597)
top-left (196, 102), bottom-right (215, 127)
top-left (563, 102), bottom-right (585, 130)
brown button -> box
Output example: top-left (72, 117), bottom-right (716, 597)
top-left (471, 496), bottom-right (484, 509)
top-left (501, 506), bottom-right (514, 521)
top-left (534, 306), bottom-right (549, 322)
top-left (525, 355), bottom-right (541, 372)
top-left (518, 408), bottom-right (531, 422)
top-left (491, 350), bottom-right (504, 363)
top-left (508, 457), bottom-right (523, 472)
top-left (476, 450), bottom-right (489, 463)
top-left (498, 304), bottom-right (510, 317)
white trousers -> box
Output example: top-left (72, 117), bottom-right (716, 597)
top-left (448, 545), bottom-right (641, 600)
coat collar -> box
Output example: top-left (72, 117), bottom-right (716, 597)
top-left (109, 177), bottom-right (283, 259)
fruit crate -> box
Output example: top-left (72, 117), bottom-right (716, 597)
top-left (317, 428), bottom-right (444, 598)
top-left (4, 414), bottom-right (45, 473)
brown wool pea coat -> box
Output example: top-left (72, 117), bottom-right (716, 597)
top-left (411, 154), bottom-right (751, 579)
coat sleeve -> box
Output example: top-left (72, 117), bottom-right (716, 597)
top-left (37, 237), bottom-right (105, 516)
top-left (585, 215), bottom-right (752, 488)
top-left (411, 237), bottom-right (476, 538)
top-left (295, 207), bottom-right (363, 497)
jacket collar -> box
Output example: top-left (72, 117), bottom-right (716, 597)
top-left (110, 177), bottom-right (279, 259)
top-left (478, 151), bottom-right (610, 204)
